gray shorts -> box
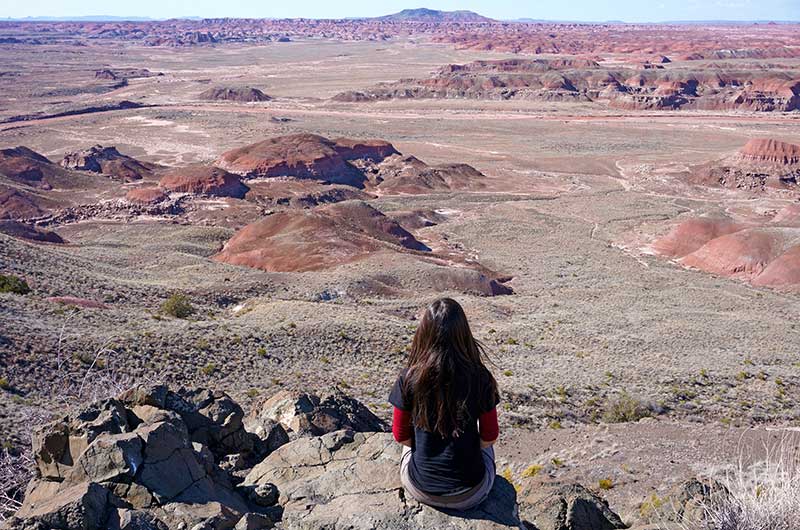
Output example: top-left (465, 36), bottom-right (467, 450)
top-left (400, 445), bottom-right (496, 511)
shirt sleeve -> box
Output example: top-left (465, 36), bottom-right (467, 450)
top-left (479, 407), bottom-right (499, 442)
top-left (388, 369), bottom-right (410, 410)
top-left (392, 406), bottom-right (413, 442)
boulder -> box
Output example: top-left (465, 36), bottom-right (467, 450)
top-left (9, 482), bottom-right (112, 530)
top-left (246, 389), bottom-right (387, 437)
top-left (242, 430), bottom-right (522, 530)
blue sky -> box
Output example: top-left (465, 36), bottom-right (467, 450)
top-left (4, 0), bottom-right (799, 22)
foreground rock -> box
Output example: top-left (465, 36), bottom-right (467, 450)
top-left (8, 386), bottom-right (629, 530)
top-left (60, 145), bottom-right (158, 182)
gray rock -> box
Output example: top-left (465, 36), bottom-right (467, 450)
top-left (10, 482), bottom-right (111, 530)
top-left (234, 513), bottom-right (274, 530)
top-left (517, 482), bottom-right (627, 530)
top-left (247, 389), bottom-right (387, 438)
top-left (63, 432), bottom-right (143, 486)
top-left (242, 430), bottom-right (522, 529)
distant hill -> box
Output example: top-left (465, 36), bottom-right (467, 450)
top-left (378, 8), bottom-right (494, 23)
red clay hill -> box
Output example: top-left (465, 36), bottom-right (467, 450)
top-left (159, 165), bottom-right (249, 198)
top-left (217, 133), bottom-right (486, 194)
top-left (652, 206), bottom-right (800, 292)
top-left (687, 138), bottom-right (800, 193)
top-left (213, 200), bottom-right (429, 272)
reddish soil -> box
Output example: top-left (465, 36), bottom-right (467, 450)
top-left (680, 228), bottom-right (795, 279)
top-left (738, 138), bottom-right (800, 165)
top-left (0, 188), bottom-right (47, 219)
top-left (125, 187), bottom-right (169, 205)
top-left (751, 245), bottom-right (800, 290)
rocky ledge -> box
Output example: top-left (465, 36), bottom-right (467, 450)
top-left (5, 385), bottom-right (707, 530)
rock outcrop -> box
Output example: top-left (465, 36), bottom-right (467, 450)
top-left (688, 138), bottom-right (800, 193)
top-left (8, 385), bottom-right (627, 530)
top-left (200, 86), bottom-right (272, 102)
top-left (60, 145), bottom-right (157, 182)
top-left (213, 200), bottom-right (430, 272)
top-left (159, 165), bottom-right (249, 198)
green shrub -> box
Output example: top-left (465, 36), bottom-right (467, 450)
top-left (602, 393), bottom-right (652, 423)
top-left (0, 377), bottom-right (9, 390)
top-left (0, 274), bottom-right (30, 295)
top-left (598, 478), bottom-right (614, 490)
top-left (200, 363), bottom-right (216, 376)
top-left (160, 294), bottom-right (194, 319)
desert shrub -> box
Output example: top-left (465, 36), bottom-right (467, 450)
top-left (160, 294), bottom-right (194, 319)
top-left (0, 449), bottom-right (34, 522)
top-left (0, 275), bottom-right (30, 295)
top-left (521, 464), bottom-right (543, 478)
top-left (0, 378), bottom-right (8, 391)
top-left (690, 435), bottom-right (800, 530)
top-left (200, 363), bottom-right (216, 376)
top-left (598, 478), bottom-right (614, 490)
top-left (602, 393), bottom-right (652, 423)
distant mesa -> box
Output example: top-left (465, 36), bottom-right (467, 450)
top-left (333, 58), bottom-right (800, 112)
top-left (687, 138), bottom-right (800, 193)
top-left (737, 138), bottom-right (800, 166)
top-left (159, 165), bottom-right (249, 198)
top-left (199, 86), bottom-right (272, 103)
top-left (125, 187), bottom-right (169, 205)
top-left (378, 8), bottom-right (494, 23)
top-left (213, 200), bottom-right (429, 272)
top-left (0, 219), bottom-right (64, 243)
top-left (60, 145), bottom-right (158, 182)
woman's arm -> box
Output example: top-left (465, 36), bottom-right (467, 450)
top-left (392, 406), bottom-right (413, 447)
top-left (479, 407), bottom-right (499, 448)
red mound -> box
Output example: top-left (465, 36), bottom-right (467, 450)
top-left (46, 296), bottom-right (108, 309)
top-left (159, 165), bottom-right (248, 198)
top-left (216, 134), bottom-right (397, 187)
top-left (652, 217), bottom-right (744, 258)
top-left (213, 201), bottom-right (429, 272)
top-left (60, 145), bottom-right (157, 181)
top-left (0, 188), bottom-right (46, 219)
top-left (0, 220), bottom-right (64, 243)
top-left (752, 245), bottom-right (800, 290)
top-left (386, 209), bottom-right (447, 230)
top-left (0, 147), bottom-right (57, 188)
top-left (680, 228), bottom-right (792, 278)
top-left (374, 155), bottom-right (486, 194)
top-left (737, 138), bottom-right (800, 166)
top-left (125, 187), bottom-right (169, 205)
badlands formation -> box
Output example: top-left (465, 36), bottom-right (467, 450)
top-left (1, 10), bottom-right (800, 530)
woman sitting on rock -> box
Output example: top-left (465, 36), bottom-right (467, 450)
top-left (389, 297), bottom-right (500, 510)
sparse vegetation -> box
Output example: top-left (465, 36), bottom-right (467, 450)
top-left (0, 378), bottom-right (8, 391)
top-left (0, 275), bottom-right (30, 295)
top-left (200, 363), bottom-right (217, 376)
top-left (602, 393), bottom-right (652, 423)
top-left (160, 294), bottom-right (194, 319)
top-left (521, 464), bottom-right (543, 478)
top-left (598, 478), bottom-right (613, 490)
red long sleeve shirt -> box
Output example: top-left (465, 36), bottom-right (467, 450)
top-left (392, 406), bottom-right (499, 442)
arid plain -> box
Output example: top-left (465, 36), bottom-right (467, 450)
top-left (1, 18), bottom-right (800, 526)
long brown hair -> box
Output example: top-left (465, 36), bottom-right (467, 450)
top-left (404, 298), bottom-right (498, 438)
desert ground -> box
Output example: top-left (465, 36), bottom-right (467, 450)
top-left (1, 18), bottom-right (800, 528)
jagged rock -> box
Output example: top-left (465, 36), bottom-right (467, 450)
top-left (247, 389), bottom-right (388, 437)
top-left (60, 145), bottom-right (156, 182)
top-left (115, 509), bottom-right (169, 530)
top-left (234, 512), bottom-right (274, 530)
top-left (517, 482), bottom-right (626, 530)
top-left (243, 418), bottom-right (289, 455)
top-left (8, 482), bottom-right (112, 530)
top-left (242, 430), bottom-right (522, 529)
top-left (241, 483), bottom-right (278, 507)
top-left (63, 432), bottom-right (143, 486)
top-left (638, 477), bottom-right (729, 527)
